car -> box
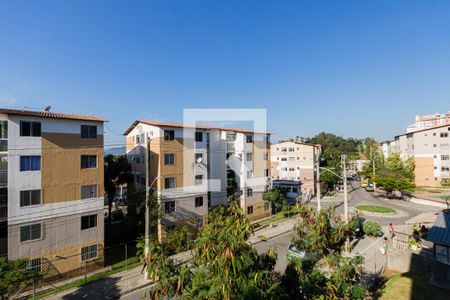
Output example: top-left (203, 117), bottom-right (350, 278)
top-left (361, 181), bottom-right (368, 188)
top-left (365, 186), bottom-right (374, 192)
top-left (287, 242), bottom-right (306, 260)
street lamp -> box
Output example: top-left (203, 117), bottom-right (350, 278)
top-left (144, 175), bottom-right (160, 280)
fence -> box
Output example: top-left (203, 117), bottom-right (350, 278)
top-left (357, 237), bottom-right (388, 288)
top-left (12, 240), bottom-right (140, 299)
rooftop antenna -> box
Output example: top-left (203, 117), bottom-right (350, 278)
top-left (44, 106), bottom-right (51, 112)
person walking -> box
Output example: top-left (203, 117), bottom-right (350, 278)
top-left (381, 237), bottom-right (389, 255)
top-left (389, 223), bottom-right (395, 239)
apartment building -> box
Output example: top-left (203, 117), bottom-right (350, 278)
top-left (0, 108), bottom-right (105, 277)
top-left (270, 141), bottom-right (321, 196)
top-left (124, 121), bottom-right (271, 240)
top-left (407, 111), bottom-right (450, 133)
top-left (386, 125), bottom-right (450, 187)
top-left (380, 140), bottom-right (396, 159)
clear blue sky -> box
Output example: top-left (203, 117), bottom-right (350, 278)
top-left (1, 1), bottom-right (450, 146)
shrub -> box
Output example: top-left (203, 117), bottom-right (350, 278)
top-left (362, 220), bottom-right (383, 237)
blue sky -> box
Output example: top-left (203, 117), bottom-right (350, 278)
top-left (1, 1), bottom-right (450, 146)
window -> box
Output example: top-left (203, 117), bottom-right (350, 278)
top-left (165, 225), bottom-right (176, 234)
top-left (288, 147), bottom-right (295, 152)
top-left (246, 135), bottom-right (253, 143)
top-left (20, 156), bottom-right (41, 171)
top-left (0, 120), bottom-right (7, 139)
top-left (440, 144), bottom-right (449, 150)
top-left (195, 175), bottom-right (203, 185)
top-left (20, 223), bottom-right (42, 242)
top-left (81, 185), bottom-right (97, 199)
top-left (195, 131), bottom-right (203, 142)
top-left (442, 167), bottom-right (450, 172)
top-left (247, 206), bottom-right (253, 214)
top-left (81, 214), bottom-right (97, 230)
top-left (20, 121), bottom-right (41, 137)
top-left (441, 132), bottom-right (449, 138)
top-left (81, 244), bottom-right (98, 261)
top-left (292, 187), bottom-right (298, 193)
top-left (195, 153), bottom-right (203, 162)
top-left (81, 155), bottom-right (97, 168)
top-left (195, 218), bottom-right (204, 230)
top-left (81, 125), bottom-right (97, 139)
top-left (247, 171), bottom-right (252, 178)
top-left (164, 153), bottom-right (175, 165)
top-left (195, 196), bottom-right (203, 207)
top-left (264, 169), bottom-right (269, 177)
top-left (281, 157), bottom-right (287, 161)
top-left (264, 202), bottom-right (270, 210)
top-left (281, 147), bottom-right (287, 152)
top-left (164, 177), bottom-right (176, 189)
top-left (164, 130), bottom-right (175, 141)
top-left (165, 201), bottom-right (175, 213)
top-left (442, 155), bottom-right (450, 161)
top-left (288, 157), bottom-right (295, 161)
top-left (263, 152), bottom-right (269, 160)
top-left (246, 153), bottom-right (252, 161)
top-left (27, 258), bottom-right (42, 272)
top-left (247, 188), bottom-right (253, 197)
top-left (265, 135), bottom-right (270, 143)
top-left (20, 190), bottom-right (41, 207)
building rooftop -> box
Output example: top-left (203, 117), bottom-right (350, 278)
top-left (394, 123), bottom-right (450, 138)
top-left (123, 120), bottom-right (271, 135)
top-left (0, 108), bottom-right (106, 122)
top-left (427, 210), bottom-right (450, 246)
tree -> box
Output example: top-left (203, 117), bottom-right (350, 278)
top-left (0, 257), bottom-right (40, 299)
top-left (147, 202), bottom-right (280, 299)
top-left (372, 153), bottom-right (415, 196)
top-left (104, 154), bottom-right (131, 226)
top-left (262, 187), bottom-right (287, 217)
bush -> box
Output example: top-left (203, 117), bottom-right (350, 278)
top-left (362, 220), bottom-right (383, 237)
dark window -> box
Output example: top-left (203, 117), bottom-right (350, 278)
top-left (164, 130), bottom-right (175, 141)
top-left (247, 188), bottom-right (253, 197)
top-left (164, 177), bottom-right (176, 189)
top-left (264, 202), bottom-right (270, 210)
top-left (81, 214), bottom-right (97, 230)
top-left (81, 155), bottom-right (97, 168)
top-left (264, 169), bottom-right (269, 177)
top-left (195, 131), bottom-right (203, 142)
top-left (20, 223), bottom-right (41, 242)
top-left (165, 201), bottom-right (175, 213)
top-left (81, 185), bottom-right (97, 199)
top-left (165, 225), bottom-right (176, 234)
top-left (195, 175), bottom-right (203, 185)
top-left (20, 156), bottom-right (41, 171)
top-left (0, 121), bottom-right (7, 139)
top-left (81, 244), bottom-right (98, 261)
top-left (20, 190), bottom-right (41, 207)
top-left (81, 125), bottom-right (97, 138)
top-left (246, 153), bottom-right (252, 161)
top-left (247, 206), bottom-right (253, 214)
top-left (164, 153), bottom-right (175, 165)
top-left (20, 121), bottom-right (41, 137)
top-left (195, 196), bottom-right (203, 207)
top-left (246, 135), bottom-right (253, 143)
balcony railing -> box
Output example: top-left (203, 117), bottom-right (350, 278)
top-left (0, 171), bottom-right (6, 186)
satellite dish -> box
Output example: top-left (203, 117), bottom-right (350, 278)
top-left (44, 106), bottom-right (52, 112)
top-left (196, 157), bottom-right (203, 164)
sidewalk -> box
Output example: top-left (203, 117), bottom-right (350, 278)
top-left (36, 217), bottom-right (297, 300)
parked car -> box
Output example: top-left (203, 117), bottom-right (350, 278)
top-left (361, 181), bottom-right (368, 188)
top-left (287, 242), bottom-right (306, 260)
top-left (365, 186), bottom-right (374, 192)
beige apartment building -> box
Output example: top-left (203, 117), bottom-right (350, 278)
top-left (0, 108), bottom-right (105, 278)
top-left (124, 121), bottom-right (271, 240)
top-left (407, 111), bottom-right (450, 133)
top-left (387, 124), bottom-right (450, 187)
top-left (270, 141), bottom-right (321, 195)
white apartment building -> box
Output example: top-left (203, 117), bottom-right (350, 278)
top-left (124, 121), bottom-right (271, 240)
top-left (270, 141), bottom-right (320, 196)
top-left (407, 111), bottom-right (450, 133)
top-left (380, 140), bottom-right (396, 159)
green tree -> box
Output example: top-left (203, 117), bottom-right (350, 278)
top-left (104, 154), bottom-right (131, 226)
top-left (0, 257), bottom-right (40, 299)
top-left (372, 152), bottom-right (415, 196)
top-left (164, 226), bottom-right (193, 255)
top-left (262, 187), bottom-right (287, 217)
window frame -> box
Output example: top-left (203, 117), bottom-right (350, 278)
top-left (81, 244), bottom-right (98, 261)
top-left (81, 184), bottom-right (98, 199)
top-left (247, 188), bottom-right (253, 197)
top-left (20, 156), bottom-right (41, 171)
top-left (195, 196), bottom-right (203, 207)
top-left (81, 214), bottom-right (98, 230)
top-left (164, 130), bottom-right (175, 141)
top-left (20, 223), bottom-right (42, 243)
top-left (195, 175), bottom-right (203, 185)
top-left (20, 189), bottom-right (41, 207)
top-left (164, 153), bottom-right (175, 165)
top-left (81, 125), bottom-right (97, 139)
top-left (81, 155), bottom-right (97, 169)
top-left (20, 121), bottom-right (41, 137)
top-left (164, 201), bottom-right (176, 214)
top-left (195, 131), bottom-right (203, 142)
top-left (164, 177), bottom-right (176, 189)
top-left (247, 206), bottom-right (253, 214)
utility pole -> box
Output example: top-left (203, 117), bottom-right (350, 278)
top-left (371, 148), bottom-right (376, 191)
top-left (144, 137), bottom-right (151, 280)
top-left (342, 155), bottom-right (348, 223)
top-left (316, 149), bottom-right (321, 211)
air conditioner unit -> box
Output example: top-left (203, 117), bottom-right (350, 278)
top-left (1, 157), bottom-right (7, 162)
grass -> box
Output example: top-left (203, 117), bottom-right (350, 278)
top-left (355, 205), bottom-right (396, 214)
top-left (255, 211), bottom-right (291, 228)
top-left (377, 271), bottom-right (450, 300)
top-left (31, 256), bottom-right (142, 300)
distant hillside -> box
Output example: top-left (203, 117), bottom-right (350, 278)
top-left (105, 146), bottom-right (126, 156)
